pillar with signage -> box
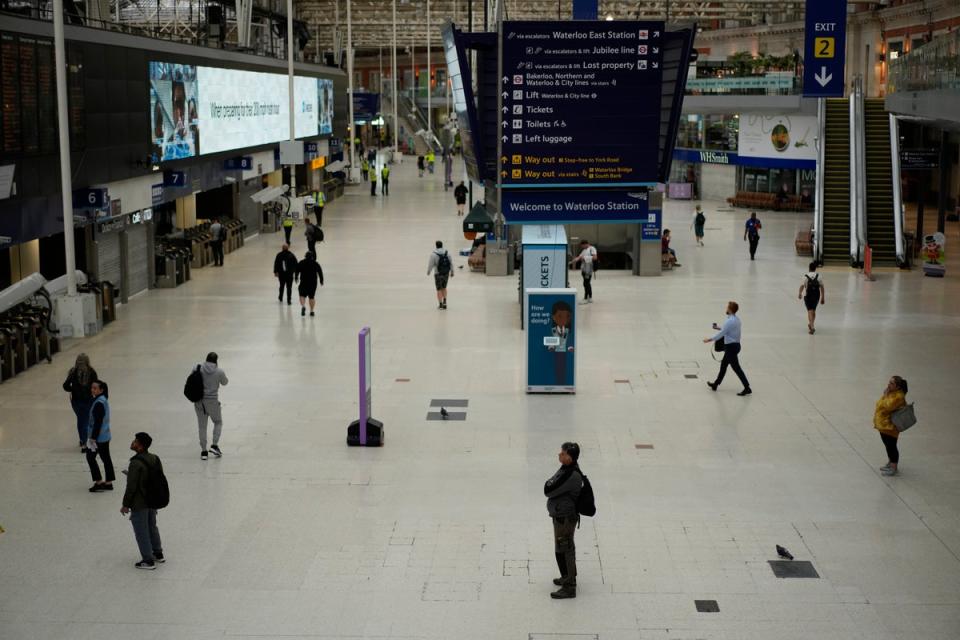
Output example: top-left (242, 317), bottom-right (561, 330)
top-left (347, 326), bottom-right (384, 446)
top-left (526, 288), bottom-right (577, 393)
top-left (520, 225), bottom-right (568, 328)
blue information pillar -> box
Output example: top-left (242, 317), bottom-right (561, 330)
top-left (802, 0), bottom-right (848, 98)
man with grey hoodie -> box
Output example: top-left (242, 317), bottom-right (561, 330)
top-left (193, 352), bottom-right (228, 460)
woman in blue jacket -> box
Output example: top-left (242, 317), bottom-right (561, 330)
top-left (85, 380), bottom-right (115, 492)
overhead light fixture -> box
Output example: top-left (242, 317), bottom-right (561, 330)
top-left (605, 14), bottom-right (614, 21)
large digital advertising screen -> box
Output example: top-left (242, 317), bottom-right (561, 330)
top-left (149, 62), bottom-right (336, 163)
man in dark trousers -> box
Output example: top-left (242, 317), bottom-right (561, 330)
top-left (380, 165), bottom-right (390, 196)
top-left (454, 181), bottom-right (468, 216)
top-left (544, 442), bottom-right (583, 599)
top-left (703, 300), bottom-right (752, 396)
top-left (304, 217), bottom-right (320, 257)
top-left (120, 432), bottom-right (164, 570)
top-left (295, 251), bottom-right (324, 317)
top-left (273, 243), bottom-right (297, 305)
top-left (744, 211), bottom-right (762, 260)
top-left (208, 218), bottom-right (225, 266)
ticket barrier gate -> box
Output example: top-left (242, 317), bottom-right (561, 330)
top-left (0, 320), bottom-right (29, 375)
top-left (0, 303), bottom-right (62, 383)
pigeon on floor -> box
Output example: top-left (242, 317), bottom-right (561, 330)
top-left (776, 545), bottom-right (794, 560)
top-left (440, 407), bottom-right (449, 420)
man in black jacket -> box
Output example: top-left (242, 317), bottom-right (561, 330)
top-left (544, 442), bottom-right (583, 599)
top-left (120, 432), bottom-right (164, 570)
top-left (295, 251), bottom-right (324, 317)
top-left (273, 243), bottom-right (297, 305)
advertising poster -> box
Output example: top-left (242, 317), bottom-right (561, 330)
top-left (149, 61), bottom-right (336, 163)
top-left (737, 114), bottom-right (817, 167)
top-left (526, 289), bottom-right (577, 393)
top-left (318, 79), bottom-right (334, 134)
top-left (150, 63), bottom-right (200, 162)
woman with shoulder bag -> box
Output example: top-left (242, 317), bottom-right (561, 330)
top-left (63, 353), bottom-right (97, 452)
top-left (874, 376), bottom-right (908, 476)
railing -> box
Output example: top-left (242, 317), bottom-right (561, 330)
top-left (0, 4), bottom-right (293, 62)
top-left (685, 72), bottom-right (802, 96)
top-left (888, 30), bottom-right (960, 93)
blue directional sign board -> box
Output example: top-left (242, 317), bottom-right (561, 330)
top-left (802, 0), bottom-right (847, 98)
top-left (502, 190), bottom-right (649, 224)
top-left (500, 21), bottom-right (664, 188)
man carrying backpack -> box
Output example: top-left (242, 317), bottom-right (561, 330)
top-left (691, 204), bottom-right (706, 246)
top-left (121, 432), bottom-right (166, 570)
top-left (190, 352), bottom-right (228, 460)
top-left (304, 217), bottom-right (322, 257)
top-left (544, 442), bottom-right (583, 599)
top-left (798, 261), bottom-right (826, 334)
top-left (427, 240), bottom-right (453, 310)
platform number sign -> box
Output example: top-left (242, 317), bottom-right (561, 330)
top-left (802, 0), bottom-right (847, 98)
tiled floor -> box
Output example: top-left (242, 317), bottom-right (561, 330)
top-left (1, 156), bottom-right (959, 640)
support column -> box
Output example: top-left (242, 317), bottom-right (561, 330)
top-left (53, 0), bottom-right (77, 296)
top-left (392, 0), bottom-right (398, 153)
top-left (426, 0), bottom-right (431, 144)
top-left (286, 0), bottom-right (297, 199)
top-left (347, 0), bottom-right (356, 180)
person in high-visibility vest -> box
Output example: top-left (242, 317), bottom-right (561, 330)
top-left (361, 157), bottom-right (369, 182)
top-left (312, 190), bottom-right (325, 226)
top-left (369, 164), bottom-right (378, 196)
top-left (380, 165), bottom-right (390, 196)
top-left (281, 214), bottom-right (294, 245)
top-left (425, 150), bottom-right (435, 174)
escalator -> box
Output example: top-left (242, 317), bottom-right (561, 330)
top-left (864, 98), bottom-right (897, 264)
top-left (821, 98), bottom-right (851, 264)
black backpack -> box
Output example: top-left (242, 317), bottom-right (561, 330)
top-left (695, 211), bottom-right (706, 226)
top-left (804, 274), bottom-right (821, 303)
top-left (436, 251), bottom-right (452, 275)
top-left (576, 472), bottom-right (596, 517)
top-left (183, 365), bottom-right (204, 402)
top-left (138, 454), bottom-right (170, 510)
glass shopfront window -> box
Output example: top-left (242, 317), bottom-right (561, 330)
top-left (705, 114), bottom-right (739, 151)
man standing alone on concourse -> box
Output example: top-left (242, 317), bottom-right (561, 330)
top-left (703, 301), bottom-right (752, 396)
top-left (544, 442), bottom-right (583, 599)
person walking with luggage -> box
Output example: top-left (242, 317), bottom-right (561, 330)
top-left (273, 243), bottom-right (297, 305)
top-left (703, 301), bottom-right (752, 396)
top-left (369, 163), bottom-right (378, 196)
top-left (381, 165), bottom-right (390, 196)
top-left (63, 353), bottom-right (97, 452)
top-left (691, 204), bottom-right (706, 246)
top-left (86, 380), bottom-right (115, 492)
top-left (304, 217), bottom-right (321, 257)
top-left (193, 353), bottom-right (228, 461)
top-left (874, 376), bottom-right (909, 476)
top-left (744, 211), bottom-right (762, 260)
top-left (454, 181), bottom-right (468, 216)
top-left (544, 442), bottom-right (583, 599)
top-left (120, 432), bottom-right (165, 570)
top-left (798, 261), bottom-right (826, 334)
top-left (281, 214), bottom-right (294, 245)
top-left (295, 251), bottom-right (324, 317)
top-left (570, 239), bottom-right (597, 304)
top-left (209, 218), bottom-right (225, 266)
top-left (427, 241), bottom-right (453, 310)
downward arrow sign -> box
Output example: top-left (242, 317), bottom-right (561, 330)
top-left (814, 66), bottom-right (833, 87)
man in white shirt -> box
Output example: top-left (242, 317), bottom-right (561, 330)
top-left (702, 301), bottom-right (752, 396)
top-left (570, 240), bottom-right (597, 304)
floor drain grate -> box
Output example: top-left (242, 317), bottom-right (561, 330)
top-left (695, 599), bottom-right (720, 612)
top-left (768, 560), bottom-right (820, 578)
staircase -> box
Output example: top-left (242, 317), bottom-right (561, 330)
top-left (821, 98), bottom-right (851, 264)
top-left (863, 98), bottom-right (897, 264)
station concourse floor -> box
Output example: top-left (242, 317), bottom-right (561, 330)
top-left (1, 158), bottom-right (959, 640)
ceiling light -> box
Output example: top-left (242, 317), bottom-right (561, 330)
top-left (605, 14), bottom-right (614, 21)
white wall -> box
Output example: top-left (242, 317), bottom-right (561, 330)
top-left (242, 150), bottom-right (277, 181)
top-left (700, 164), bottom-right (737, 201)
top-left (94, 174), bottom-right (158, 215)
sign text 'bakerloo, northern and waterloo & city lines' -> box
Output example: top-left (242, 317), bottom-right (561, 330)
top-left (500, 21), bottom-right (664, 188)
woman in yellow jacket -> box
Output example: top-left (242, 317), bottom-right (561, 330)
top-left (874, 376), bottom-right (908, 476)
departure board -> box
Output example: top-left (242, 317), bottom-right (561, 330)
top-left (37, 39), bottom-right (55, 153)
top-left (67, 46), bottom-right (84, 149)
top-left (1, 33), bottom-right (21, 153)
top-left (19, 38), bottom-right (39, 153)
